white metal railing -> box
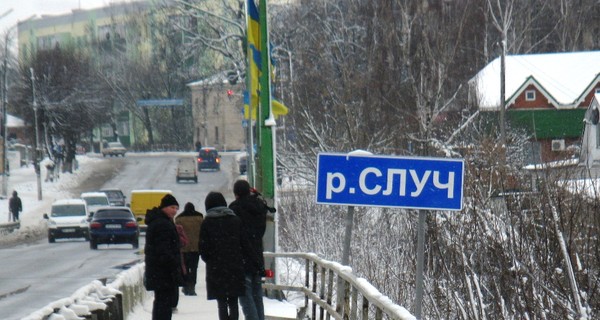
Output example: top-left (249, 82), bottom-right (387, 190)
top-left (263, 252), bottom-right (415, 320)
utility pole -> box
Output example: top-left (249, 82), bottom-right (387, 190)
top-left (30, 68), bottom-right (42, 200)
top-left (500, 39), bottom-right (507, 152)
top-left (1, 34), bottom-right (8, 198)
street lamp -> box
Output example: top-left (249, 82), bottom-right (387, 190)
top-left (30, 68), bottom-right (42, 200)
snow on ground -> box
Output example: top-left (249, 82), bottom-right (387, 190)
top-left (0, 155), bottom-right (102, 246)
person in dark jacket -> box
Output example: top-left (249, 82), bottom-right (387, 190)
top-left (144, 194), bottom-right (184, 320)
top-left (229, 180), bottom-right (268, 320)
top-left (175, 202), bottom-right (204, 296)
top-left (9, 190), bottom-right (22, 222)
top-left (199, 191), bottom-right (253, 320)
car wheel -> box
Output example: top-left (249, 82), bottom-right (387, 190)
top-left (90, 239), bottom-right (98, 250)
top-left (194, 177), bottom-right (198, 183)
top-left (48, 234), bottom-right (55, 243)
top-left (132, 238), bottom-right (139, 249)
top-left (102, 154), bottom-right (106, 157)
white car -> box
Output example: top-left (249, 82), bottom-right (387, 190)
top-left (81, 192), bottom-right (111, 216)
top-left (102, 142), bottom-right (127, 157)
top-left (43, 199), bottom-right (90, 243)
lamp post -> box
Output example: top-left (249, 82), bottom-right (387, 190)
top-left (30, 68), bottom-right (42, 200)
top-left (1, 34), bottom-right (8, 198)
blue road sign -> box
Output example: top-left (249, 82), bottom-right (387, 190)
top-left (136, 99), bottom-right (184, 107)
top-left (316, 153), bottom-right (464, 211)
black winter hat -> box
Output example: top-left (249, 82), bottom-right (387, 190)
top-left (205, 191), bottom-right (227, 211)
top-left (233, 179), bottom-right (251, 197)
top-left (184, 202), bottom-right (195, 212)
top-left (159, 194), bottom-right (179, 209)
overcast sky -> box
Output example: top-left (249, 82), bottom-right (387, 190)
top-left (0, 0), bottom-right (133, 34)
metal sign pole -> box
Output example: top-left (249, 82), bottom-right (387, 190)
top-left (414, 210), bottom-right (426, 319)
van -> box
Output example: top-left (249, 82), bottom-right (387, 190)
top-left (130, 190), bottom-right (172, 228)
top-left (43, 199), bottom-right (89, 243)
top-left (81, 192), bottom-right (111, 215)
top-left (176, 157), bottom-right (198, 183)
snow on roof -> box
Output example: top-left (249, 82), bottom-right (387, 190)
top-left (8, 114), bottom-right (25, 128)
top-left (472, 51), bottom-right (600, 111)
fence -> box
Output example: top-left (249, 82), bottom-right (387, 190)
top-left (22, 263), bottom-right (148, 320)
top-left (263, 252), bottom-right (415, 320)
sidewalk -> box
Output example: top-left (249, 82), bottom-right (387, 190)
top-left (127, 262), bottom-right (298, 320)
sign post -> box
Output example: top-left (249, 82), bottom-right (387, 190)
top-left (316, 152), bottom-right (464, 319)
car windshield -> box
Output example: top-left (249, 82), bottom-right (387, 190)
top-left (51, 205), bottom-right (86, 217)
top-left (84, 197), bottom-right (109, 206)
top-left (108, 142), bottom-right (123, 148)
top-left (103, 190), bottom-right (123, 199)
top-left (94, 210), bottom-right (133, 219)
top-left (199, 150), bottom-right (218, 159)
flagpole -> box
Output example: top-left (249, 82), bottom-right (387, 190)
top-left (244, 0), bottom-right (255, 186)
top-left (258, 0), bottom-right (274, 198)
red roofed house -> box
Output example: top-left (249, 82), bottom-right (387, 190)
top-left (470, 51), bottom-right (600, 164)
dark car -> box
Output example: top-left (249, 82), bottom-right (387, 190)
top-left (197, 147), bottom-right (221, 171)
top-left (100, 188), bottom-right (127, 206)
top-left (89, 207), bottom-right (139, 249)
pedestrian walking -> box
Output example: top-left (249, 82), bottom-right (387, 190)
top-left (229, 180), bottom-right (270, 320)
top-left (199, 191), bottom-right (255, 320)
top-left (144, 194), bottom-right (184, 320)
top-left (175, 202), bottom-right (204, 296)
top-left (45, 160), bottom-right (56, 182)
top-left (9, 190), bottom-right (22, 222)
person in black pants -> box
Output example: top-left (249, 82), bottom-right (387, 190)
top-left (144, 194), bottom-right (184, 320)
top-left (9, 191), bottom-right (22, 222)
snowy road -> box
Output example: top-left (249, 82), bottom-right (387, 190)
top-left (0, 152), bottom-right (240, 319)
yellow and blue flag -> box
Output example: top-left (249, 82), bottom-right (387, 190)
top-left (244, 0), bottom-right (288, 120)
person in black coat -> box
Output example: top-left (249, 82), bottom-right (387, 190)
top-left (199, 191), bottom-right (254, 320)
top-left (229, 180), bottom-right (268, 320)
top-left (9, 190), bottom-right (22, 222)
top-left (144, 194), bottom-right (184, 320)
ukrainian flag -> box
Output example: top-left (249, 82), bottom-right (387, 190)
top-left (244, 0), bottom-right (288, 120)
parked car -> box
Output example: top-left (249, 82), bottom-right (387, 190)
top-left (176, 157), bottom-right (198, 183)
top-left (81, 192), bottom-right (110, 215)
top-left (89, 207), bottom-right (139, 249)
top-left (197, 147), bottom-right (221, 171)
top-left (100, 188), bottom-right (127, 206)
top-left (102, 141), bottom-right (127, 157)
top-left (44, 199), bottom-right (90, 243)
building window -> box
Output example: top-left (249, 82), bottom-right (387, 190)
top-left (525, 90), bottom-right (536, 101)
top-left (595, 87), bottom-right (600, 94)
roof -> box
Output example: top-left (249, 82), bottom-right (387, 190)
top-left (471, 51), bottom-right (600, 111)
top-left (81, 192), bottom-right (109, 198)
top-left (53, 199), bottom-right (86, 205)
top-left (8, 114), bottom-right (25, 128)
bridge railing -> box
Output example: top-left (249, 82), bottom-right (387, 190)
top-left (263, 252), bottom-right (415, 320)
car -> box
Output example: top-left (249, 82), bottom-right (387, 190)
top-left (44, 199), bottom-right (90, 243)
top-left (197, 147), bottom-right (221, 171)
top-left (130, 189), bottom-right (172, 229)
top-left (176, 157), bottom-right (198, 183)
top-left (100, 188), bottom-right (127, 206)
top-left (102, 141), bottom-right (127, 157)
top-left (81, 192), bottom-right (111, 215)
top-left (89, 207), bottom-right (139, 249)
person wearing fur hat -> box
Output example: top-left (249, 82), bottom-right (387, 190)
top-left (199, 191), bottom-right (254, 320)
top-left (144, 194), bottom-right (184, 320)
top-left (175, 202), bottom-right (204, 296)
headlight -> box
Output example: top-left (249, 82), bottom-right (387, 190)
top-left (80, 218), bottom-right (88, 227)
top-left (48, 220), bottom-right (57, 227)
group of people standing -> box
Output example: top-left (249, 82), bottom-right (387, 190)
top-left (144, 179), bottom-right (270, 320)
